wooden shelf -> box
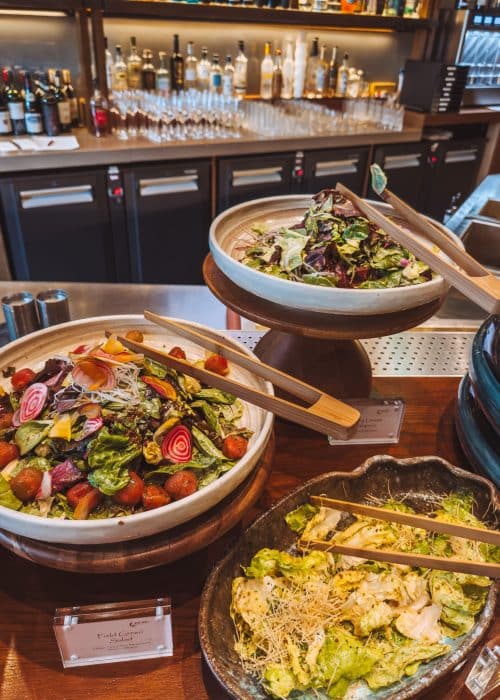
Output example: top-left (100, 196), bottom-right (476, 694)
top-left (102, 0), bottom-right (431, 31)
top-left (0, 0), bottom-right (81, 9)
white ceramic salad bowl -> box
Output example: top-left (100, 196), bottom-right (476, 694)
top-left (210, 195), bottom-right (463, 316)
top-left (0, 315), bottom-right (274, 545)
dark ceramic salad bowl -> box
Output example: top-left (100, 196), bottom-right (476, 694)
top-left (199, 455), bottom-right (498, 700)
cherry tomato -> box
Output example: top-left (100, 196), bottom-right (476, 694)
top-left (0, 441), bottom-right (19, 468)
top-left (142, 484), bottom-right (171, 510)
top-left (10, 467), bottom-right (43, 502)
top-left (169, 346), bottom-right (186, 360)
top-left (0, 412), bottom-right (14, 430)
top-left (125, 330), bottom-right (144, 343)
top-left (66, 481), bottom-right (95, 509)
top-left (73, 488), bottom-right (103, 520)
top-left (113, 471), bottom-right (144, 506)
top-left (11, 368), bottom-right (36, 392)
top-left (164, 470), bottom-right (198, 501)
top-left (222, 435), bottom-right (249, 460)
top-left (204, 353), bottom-right (229, 376)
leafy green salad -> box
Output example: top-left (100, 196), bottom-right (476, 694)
top-left (231, 493), bottom-right (498, 699)
top-left (241, 189), bottom-right (433, 290)
top-left (0, 332), bottom-right (251, 520)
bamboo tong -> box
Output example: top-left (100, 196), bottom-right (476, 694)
top-left (298, 495), bottom-right (500, 578)
top-left (112, 310), bottom-right (360, 439)
top-left (336, 178), bottom-right (500, 316)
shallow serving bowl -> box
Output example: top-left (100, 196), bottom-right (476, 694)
top-left (199, 455), bottom-right (498, 700)
top-left (210, 195), bottom-right (463, 316)
top-left (0, 315), bottom-right (274, 545)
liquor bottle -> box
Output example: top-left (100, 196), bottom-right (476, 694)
top-left (156, 51), bottom-right (171, 95)
top-left (305, 37), bottom-right (321, 98)
top-left (127, 36), bottom-right (142, 89)
top-left (336, 52), bottom-right (349, 96)
top-left (197, 46), bottom-right (211, 91)
top-left (328, 46), bottom-right (338, 97)
top-left (40, 80), bottom-right (61, 137)
top-left (0, 73), bottom-right (12, 136)
top-left (341, 0), bottom-right (362, 10)
top-left (54, 70), bottom-right (72, 132)
top-left (141, 50), bottom-right (156, 91)
top-left (171, 34), bottom-right (184, 92)
top-left (294, 34), bottom-right (307, 98)
top-left (281, 40), bottom-right (295, 99)
top-left (62, 69), bottom-right (79, 127)
top-left (90, 79), bottom-right (108, 138)
top-left (185, 41), bottom-right (198, 89)
top-left (346, 67), bottom-right (360, 97)
top-left (272, 49), bottom-right (283, 99)
top-left (260, 42), bottom-right (274, 100)
top-left (104, 37), bottom-right (114, 92)
top-left (223, 55), bottom-right (235, 97)
top-left (234, 40), bottom-right (248, 98)
top-left (23, 72), bottom-right (43, 135)
top-left (112, 45), bottom-right (128, 91)
top-left (6, 70), bottom-right (25, 135)
top-left (209, 54), bottom-right (222, 94)
top-left (316, 44), bottom-right (328, 97)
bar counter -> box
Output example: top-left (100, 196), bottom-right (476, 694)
top-left (0, 126), bottom-right (423, 174)
top-left (0, 283), bottom-right (497, 700)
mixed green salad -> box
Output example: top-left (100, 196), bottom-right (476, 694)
top-left (0, 332), bottom-right (252, 520)
top-left (241, 189), bottom-right (433, 289)
top-left (231, 493), bottom-right (498, 699)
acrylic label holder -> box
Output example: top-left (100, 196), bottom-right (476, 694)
top-left (328, 398), bottom-right (405, 445)
top-left (53, 598), bottom-right (173, 668)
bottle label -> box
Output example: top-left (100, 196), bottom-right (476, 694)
top-left (25, 112), bottom-right (43, 134)
top-left (113, 71), bottom-right (128, 90)
top-left (222, 74), bottom-right (233, 95)
top-left (185, 68), bottom-right (197, 82)
top-left (57, 101), bottom-right (72, 125)
top-left (0, 110), bottom-right (12, 134)
top-left (156, 77), bottom-right (170, 94)
top-left (8, 102), bottom-right (24, 120)
top-left (198, 65), bottom-right (210, 80)
top-left (70, 98), bottom-right (79, 122)
top-left (211, 73), bottom-right (222, 88)
top-left (316, 68), bottom-right (326, 90)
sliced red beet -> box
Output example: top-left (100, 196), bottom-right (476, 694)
top-left (161, 425), bottom-right (192, 463)
top-left (19, 382), bottom-right (48, 423)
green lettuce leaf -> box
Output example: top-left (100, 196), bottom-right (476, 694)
top-left (285, 503), bottom-right (319, 534)
top-left (191, 425), bottom-right (226, 460)
top-left (143, 357), bottom-right (168, 379)
top-left (87, 429), bottom-right (141, 495)
top-left (0, 474), bottom-right (22, 510)
top-left (14, 420), bottom-right (53, 456)
top-left (262, 663), bottom-right (297, 698)
top-left (316, 626), bottom-right (381, 690)
top-left (365, 640), bottom-right (449, 689)
top-left (194, 388), bottom-right (236, 405)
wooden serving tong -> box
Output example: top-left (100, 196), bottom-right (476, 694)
top-left (336, 171), bottom-right (500, 315)
top-left (298, 495), bottom-right (500, 578)
top-left (112, 310), bottom-right (360, 439)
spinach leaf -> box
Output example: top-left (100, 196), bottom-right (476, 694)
top-left (0, 474), bottom-right (22, 510)
top-left (15, 420), bottom-right (53, 456)
top-left (194, 388), bottom-right (236, 405)
top-left (87, 429), bottom-right (141, 495)
top-left (145, 455), bottom-right (216, 479)
top-left (190, 400), bottom-right (222, 436)
top-left (191, 425), bottom-right (227, 460)
top-left (143, 357), bottom-right (168, 379)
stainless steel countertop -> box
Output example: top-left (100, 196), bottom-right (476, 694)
top-left (446, 174), bottom-right (500, 238)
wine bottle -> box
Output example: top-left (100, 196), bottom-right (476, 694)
top-left (171, 34), bottom-right (184, 92)
top-left (90, 79), bottom-right (108, 138)
top-left (272, 48), bottom-right (283, 100)
top-left (0, 72), bottom-right (12, 136)
top-left (54, 70), bottom-right (72, 132)
top-left (39, 78), bottom-right (61, 137)
top-left (328, 46), bottom-right (338, 97)
top-left (6, 70), bottom-right (25, 135)
top-left (62, 69), bottom-right (79, 127)
top-left (23, 72), bottom-right (43, 135)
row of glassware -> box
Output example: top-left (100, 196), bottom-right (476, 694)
top-left (108, 89), bottom-right (404, 142)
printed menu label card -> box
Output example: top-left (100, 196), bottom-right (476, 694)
top-left (328, 398), bottom-right (405, 445)
top-left (53, 598), bottom-right (173, 668)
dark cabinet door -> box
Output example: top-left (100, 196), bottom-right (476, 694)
top-left (124, 160), bottom-right (211, 284)
top-left (217, 153), bottom-right (295, 213)
top-left (422, 139), bottom-right (485, 222)
top-left (302, 147), bottom-right (369, 195)
top-left (0, 170), bottom-right (115, 282)
top-left (368, 143), bottom-right (428, 208)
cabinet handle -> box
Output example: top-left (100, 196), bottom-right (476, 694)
top-left (444, 149), bottom-right (478, 164)
top-left (139, 174), bottom-right (199, 197)
top-left (384, 154), bottom-right (421, 170)
top-left (232, 166), bottom-right (283, 187)
top-left (20, 185), bottom-right (93, 209)
top-left (314, 158), bottom-right (358, 177)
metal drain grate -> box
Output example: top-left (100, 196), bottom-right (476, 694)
top-left (225, 330), bottom-right (473, 377)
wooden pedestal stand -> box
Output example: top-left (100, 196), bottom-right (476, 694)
top-left (204, 254), bottom-right (444, 398)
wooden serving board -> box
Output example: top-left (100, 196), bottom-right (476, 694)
top-left (0, 434), bottom-right (275, 574)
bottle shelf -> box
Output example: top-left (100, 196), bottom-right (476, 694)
top-left (102, 0), bottom-right (431, 31)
